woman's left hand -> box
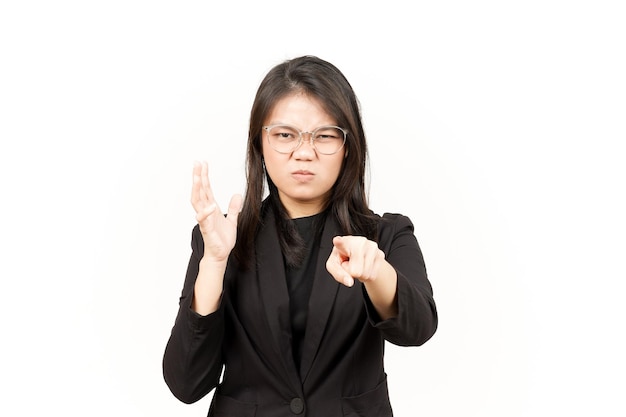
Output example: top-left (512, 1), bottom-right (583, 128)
top-left (326, 236), bottom-right (385, 287)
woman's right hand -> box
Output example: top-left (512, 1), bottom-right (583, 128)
top-left (191, 161), bottom-right (243, 263)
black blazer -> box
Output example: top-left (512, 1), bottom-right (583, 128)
top-left (163, 209), bottom-right (437, 417)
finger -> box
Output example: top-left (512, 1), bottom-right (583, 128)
top-left (340, 237), bottom-right (380, 281)
top-left (364, 241), bottom-right (387, 281)
top-left (191, 161), bottom-right (213, 214)
top-left (333, 236), bottom-right (361, 284)
top-left (326, 248), bottom-right (354, 287)
top-left (192, 160), bottom-right (202, 178)
top-left (332, 236), bottom-right (351, 258)
top-left (200, 161), bottom-right (210, 200)
top-left (196, 161), bottom-right (217, 203)
top-left (336, 236), bottom-right (367, 279)
top-left (226, 194), bottom-right (243, 224)
top-left (361, 245), bottom-right (379, 281)
top-left (191, 161), bottom-right (203, 205)
top-left (196, 203), bottom-right (217, 224)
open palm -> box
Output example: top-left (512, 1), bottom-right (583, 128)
top-left (190, 161), bottom-right (242, 263)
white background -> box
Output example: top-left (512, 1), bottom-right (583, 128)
top-left (1, 1), bottom-right (625, 416)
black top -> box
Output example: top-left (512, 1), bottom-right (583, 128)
top-left (285, 213), bottom-right (323, 369)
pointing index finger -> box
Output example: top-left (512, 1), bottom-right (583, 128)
top-left (332, 236), bottom-right (350, 257)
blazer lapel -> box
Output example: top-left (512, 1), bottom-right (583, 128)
top-left (299, 214), bottom-right (342, 382)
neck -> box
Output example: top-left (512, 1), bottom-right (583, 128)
top-left (279, 194), bottom-right (327, 219)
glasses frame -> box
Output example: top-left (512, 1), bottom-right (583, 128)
top-left (262, 124), bottom-right (348, 155)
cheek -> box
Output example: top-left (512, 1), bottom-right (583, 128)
top-left (261, 146), bottom-right (286, 180)
top-left (325, 157), bottom-right (345, 182)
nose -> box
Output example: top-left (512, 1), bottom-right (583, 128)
top-left (293, 132), bottom-right (316, 159)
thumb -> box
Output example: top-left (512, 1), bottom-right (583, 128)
top-left (226, 194), bottom-right (243, 223)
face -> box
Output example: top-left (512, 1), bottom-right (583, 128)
top-left (262, 93), bottom-right (345, 218)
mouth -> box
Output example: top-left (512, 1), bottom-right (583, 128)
top-left (292, 170), bottom-right (314, 181)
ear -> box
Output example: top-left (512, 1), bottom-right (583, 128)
top-left (344, 149), bottom-right (349, 158)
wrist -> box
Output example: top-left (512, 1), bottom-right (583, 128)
top-left (193, 258), bottom-right (228, 316)
top-left (199, 254), bottom-right (230, 270)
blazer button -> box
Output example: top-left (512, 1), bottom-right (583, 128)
top-left (290, 397), bottom-right (305, 414)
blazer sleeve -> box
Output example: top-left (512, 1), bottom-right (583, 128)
top-left (363, 213), bottom-right (438, 346)
top-left (162, 225), bottom-right (225, 404)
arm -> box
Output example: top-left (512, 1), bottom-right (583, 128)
top-left (373, 213), bottom-right (438, 346)
top-left (162, 227), bottom-right (225, 403)
top-left (326, 214), bottom-right (438, 346)
top-left (189, 161), bottom-right (242, 315)
top-left (162, 162), bottom-right (242, 403)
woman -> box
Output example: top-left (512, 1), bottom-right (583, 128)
top-left (163, 55), bottom-right (438, 416)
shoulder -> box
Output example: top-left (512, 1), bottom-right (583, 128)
top-left (377, 212), bottom-right (415, 231)
top-left (375, 212), bottom-right (416, 246)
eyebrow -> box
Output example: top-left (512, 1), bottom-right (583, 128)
top-left (264, 122), bottom-right (339, 130)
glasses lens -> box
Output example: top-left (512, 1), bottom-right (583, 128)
top-left (313, 127), bottom-right (346, 154)
top-left (267, 125), bottom-right (300, 153)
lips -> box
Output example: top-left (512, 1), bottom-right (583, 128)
top-left (292, 170), bottom-right (314, 181)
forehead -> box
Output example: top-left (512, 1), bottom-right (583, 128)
top-left (265, 93), bottom-right (336, 127)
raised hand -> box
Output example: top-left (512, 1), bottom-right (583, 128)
top-left (191, 161), bottom-right (243, 263)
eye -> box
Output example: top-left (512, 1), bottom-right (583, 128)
top-left (269, 126), bottom-right (299, 142)
top-left (313, 127), bottom-right (344, 142)
top-left (267, 125), bottom-right (300, 145)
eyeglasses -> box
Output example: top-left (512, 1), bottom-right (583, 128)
top-left (263, 124), bottom-right (347, 155)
